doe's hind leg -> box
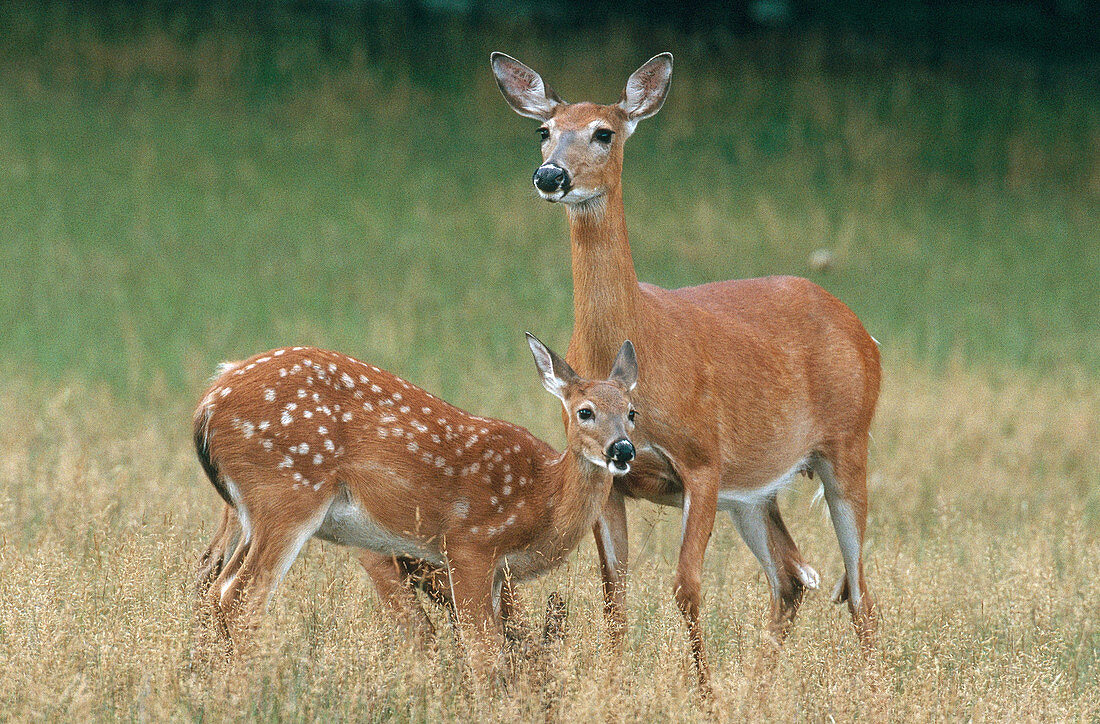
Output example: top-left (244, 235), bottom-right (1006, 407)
top-left (729, 499), bottom-right (818, 644)
top-left (816, 449), bottom-right (875, 649)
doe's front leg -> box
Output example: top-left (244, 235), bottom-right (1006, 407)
top-left (674, 468), bottom-right (719, 698)
top-left (593, 487), bottom-right (629, 647)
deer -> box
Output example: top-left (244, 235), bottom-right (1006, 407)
top-left (191, 334), bottom-right (639, 672)
top-left (491, 52), bottom-right (882, 690)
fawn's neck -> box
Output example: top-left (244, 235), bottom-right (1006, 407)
top-left (567, 183), bottom-right (641, 370)
top-left (536, 450), bottom-right (611, 553)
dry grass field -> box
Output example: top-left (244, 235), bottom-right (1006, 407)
top-left (1, 5), bottom-right (1098, 720)
top-left (1, 362), bottom-right (1097, 720)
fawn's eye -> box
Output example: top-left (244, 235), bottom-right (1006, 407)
top-left (538, 127), bottom-right (550, 142)
top-left (577, 408), bottom-right (594, 421)
top-left (593, 128), bottom-right (614, 144)
top-left (628, 409), bottom-right (636, 423)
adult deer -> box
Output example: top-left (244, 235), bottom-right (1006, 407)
top-left (492, 52), bottom-right (881, 687)
top-left (192, 335), bottom-right (638, 671)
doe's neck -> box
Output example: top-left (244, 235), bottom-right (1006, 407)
top-left (566, 182), bottom-right (642, 370)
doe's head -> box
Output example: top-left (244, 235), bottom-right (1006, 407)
top-left (492, 52), bottom-right (673, 209)
top-left (526, 333), bottom-right (638, 476)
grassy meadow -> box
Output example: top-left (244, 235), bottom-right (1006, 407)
top-left (1, 6), bottom-right (1098, 720)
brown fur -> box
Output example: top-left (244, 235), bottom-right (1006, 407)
top-left (192, 341), bottom-right (637, 671)
top-left (494, 52), bottom-right (881, 691)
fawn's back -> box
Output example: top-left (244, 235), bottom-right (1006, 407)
top-left (194, 346), bottom-right (556, 564)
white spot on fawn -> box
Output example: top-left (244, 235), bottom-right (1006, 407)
top-left (278, 456), bottom-right (293, 469)
top-left (371, 384), bottom-right (382, 394)
top-left (342, 412), bottom-right (353, 422)
top-left (313, 454), bottom-right (323, 465)
top-left (502, 485), bottom-right (512, 496)
top-left (324, 439), bottom-right (335, 452)
top-left (407, 441), bottom-right (419, 453)
top-left (264, 388), bottom-right (276, 402)
top-left (281, 411), bottom-right (293, 426)
top-left (453, 499), bottom-right (470, 519)
top-left (341, 373), bottom-right (355, 388)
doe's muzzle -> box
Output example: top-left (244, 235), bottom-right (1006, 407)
top-left (533, 163), bottom-right (570, 193)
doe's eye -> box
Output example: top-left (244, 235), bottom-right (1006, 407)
top-left (577, 408), bottom-right (594, 421)
top-left (628, 409), bottom-right (636, 423)
top-left (537, 127), bottom-right (550, 142)
top-left (593, 128), bottom-right (614, 144)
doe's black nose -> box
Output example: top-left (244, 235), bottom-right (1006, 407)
top-left (607, 438), bottom-right (636, 463)
top-left (533, 164), bottom-right (569, 193)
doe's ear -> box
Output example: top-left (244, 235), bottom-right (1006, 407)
top-left (491, 52), bottom-right (562, 121)
top-left (526, 332), bottom-right (580, 403)
top-left (608, 340), bottom-right (638, 391)
top-left (618, 52), bottom-right (673, 132)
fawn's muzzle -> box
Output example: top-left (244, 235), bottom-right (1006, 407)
top-left (533, 163), bottom-right (571, 194)
top-left (607, 438), bottom-right (635, 474)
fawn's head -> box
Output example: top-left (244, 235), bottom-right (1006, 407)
top-left (526, 333), bottom-right (638, 475)
top-left (492, 52), bottom-right (673, 210)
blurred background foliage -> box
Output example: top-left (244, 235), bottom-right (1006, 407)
top-left (0, 0), bottom-right (1097, 412)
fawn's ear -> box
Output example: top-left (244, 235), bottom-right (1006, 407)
top-left (618, 53), bottom-right (673, 133)
top-left (527, 332), bottom-right (580, 403)
top-left (491, 52), bottom-right (562, 121)
top-left (608, 340), bottom-right (638, 392)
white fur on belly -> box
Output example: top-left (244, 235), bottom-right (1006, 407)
top-left (314, 495), bottom-right (444, 565)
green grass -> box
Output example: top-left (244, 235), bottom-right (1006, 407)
top-left (0, 6), bottom-right (1098, 720)
top-left (1, 8), bottom-right (1097, 409)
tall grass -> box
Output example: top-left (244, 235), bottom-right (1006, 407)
top-left (0, 363), bottom-right (1097, 719)
top-left (0, 5), bottom-right (1097, 719)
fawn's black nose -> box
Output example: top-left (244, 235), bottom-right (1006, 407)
top-left (607, 438), bottom-right (636, 463)
top-left (533, 163), bottom-right (570, 193)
